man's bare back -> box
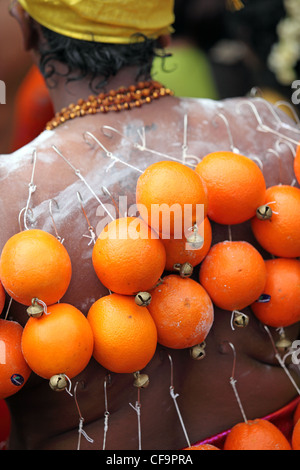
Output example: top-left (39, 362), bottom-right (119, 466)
top-left (1, 95), bottom-right (300, 450)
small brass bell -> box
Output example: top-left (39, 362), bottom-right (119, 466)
top-left (135, 292), bottom-right (152, 307)
top-left (190, 342), bottom-right (206, 361)
top-left (174, 262), bottom-right (194, 278)
top-left (49, 374), bottom-right (68, 392)
top-left (26, 298), bottom-right (44, 318)
top-left (232, 311), bottom-right (249, 328)
top-left (276, 335), bottom-right (293, 354)
top-left (186, 229), bottom-right (204, 250)
top-left (133, 371), bottom-right (149, 389)
top-left (256, 205), bottom-right (273, 221)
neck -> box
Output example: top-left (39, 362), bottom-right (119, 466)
top-left (46, 66), bottom-right (150, 113)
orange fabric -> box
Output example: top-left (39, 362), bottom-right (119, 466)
top-left (10, 66), bottom-right (54, 152)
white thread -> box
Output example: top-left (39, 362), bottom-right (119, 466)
top-left (169, 386), bottom-right (191, 448)
top-left (102, 377), bottom-right (110, 450)
top-left (129, 400), bottom-right (142, 451)
top-left (264, 326), bottom-right (300, 396)
top-left (229, 377), bottom-right (248, 424)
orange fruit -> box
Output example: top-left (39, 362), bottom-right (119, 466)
top-left (147, 275), bottom-right (214, 349)
top-left (292, 419), bottom-right (300, 450)
top-left (136, 161), bottom-right (208, 237)
top-left (0, 319), bottom-right (31, 400)
top-left (195, 151), bottom-right (266, 225)
top-left (295, 144), bottom-right (300, 185)
top-left (92, 217), bottom-right (166, 295)
top-left (199, 241), bottom-right (267, 311)
top-left (0, 229), bottom-right (72, 306)
top-left (184, 444), bottom-right (220, 450)
top-left (224, 419), bottom-right (292, 450)
top-left (251, 258), bottom-right (300, 328)
top-left (251, 185), bottom-right (300, 258)
top-left (161, 217), bottom-right (212, 271)
top-left (87, 294), bottom-right (157, 374)
top-left (0, 282), bottom-right (5, 316)
top-left (21, 303), bottom-right (94, 380)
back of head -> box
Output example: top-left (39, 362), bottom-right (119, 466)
top-left (17, 0), bottom-right (175, 90)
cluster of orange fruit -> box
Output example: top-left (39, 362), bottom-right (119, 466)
top-left (0, 147), bottom-right (299, 450)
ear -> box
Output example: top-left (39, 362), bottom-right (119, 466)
top-left (157, 34), bottom-right (172, 49)
top-left (10, 3), bottom-right (39, 51)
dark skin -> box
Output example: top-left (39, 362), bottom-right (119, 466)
top-left (1, 4), bottom-right (300, 450)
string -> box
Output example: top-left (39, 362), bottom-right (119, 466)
top-left (264, 326), bottom-right (300, 395)
top-left (182, 114), bottom-right (188, 163)
top-left (3, 297), bottom-right (12, 321)
top-left (168, 354), bottom-right (191, 447)
top-left (129, 387), bottom-right (142, 450)
top-left (230, 310), bottom-right (248, 331)
top-left (102, 376), bottom-right (110, 451)
top-left (33, 298), bottom-right (48, 315)
top-left (222, 341), bottom-right (248, 423)
top-left (74, 381), bottom-right (94, 450)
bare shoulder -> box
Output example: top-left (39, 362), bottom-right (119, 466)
top-left (0, 132), bottom-right (55, 248)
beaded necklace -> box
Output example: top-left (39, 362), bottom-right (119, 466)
top-left (45, 80), bottom-right (174, 130)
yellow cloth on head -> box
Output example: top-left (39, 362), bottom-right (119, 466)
top-left (18, 0), bottom-right (175, 43)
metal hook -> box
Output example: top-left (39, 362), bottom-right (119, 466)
top-left (212, 113), bottom-right (239, 153)
top-left (167, 353), bottom-right (191, 448)
top-left (274, 100), bottom-right (300, 127)
top-left (236, 100), bottom-right (300, 146)
top-left (74, 381), bottom-right (94, 450)
top-left (275, 139), bottom-right (297, 158)
top-left (102, 186), bottom-right (123, 218)
top-left (52, 145), bottom-right (115, 221)
top-left (254, 98), bottom-right (283, 127)
top-left (49, 199), bottom-right (64, 244)
top-left (77, 192), bottom-right (96, 245)
top-left (22, 149), bottom-right (38, 230)
top-left (83, 131), bottom-right (144, 174)
top-left (236, 100), bottom-right (265, 129)
top-left (18, 207), bottom-right (34, 232)
top-left (264, 326), bottom-right (300, 395)
top-left (220, 341), bottom-right (248, 424)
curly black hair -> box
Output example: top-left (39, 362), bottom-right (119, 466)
top-left (38, 25), bottom-right (171, 92)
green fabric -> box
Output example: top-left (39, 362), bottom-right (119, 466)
top-left (153, 45), bottom-right (218, 99)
